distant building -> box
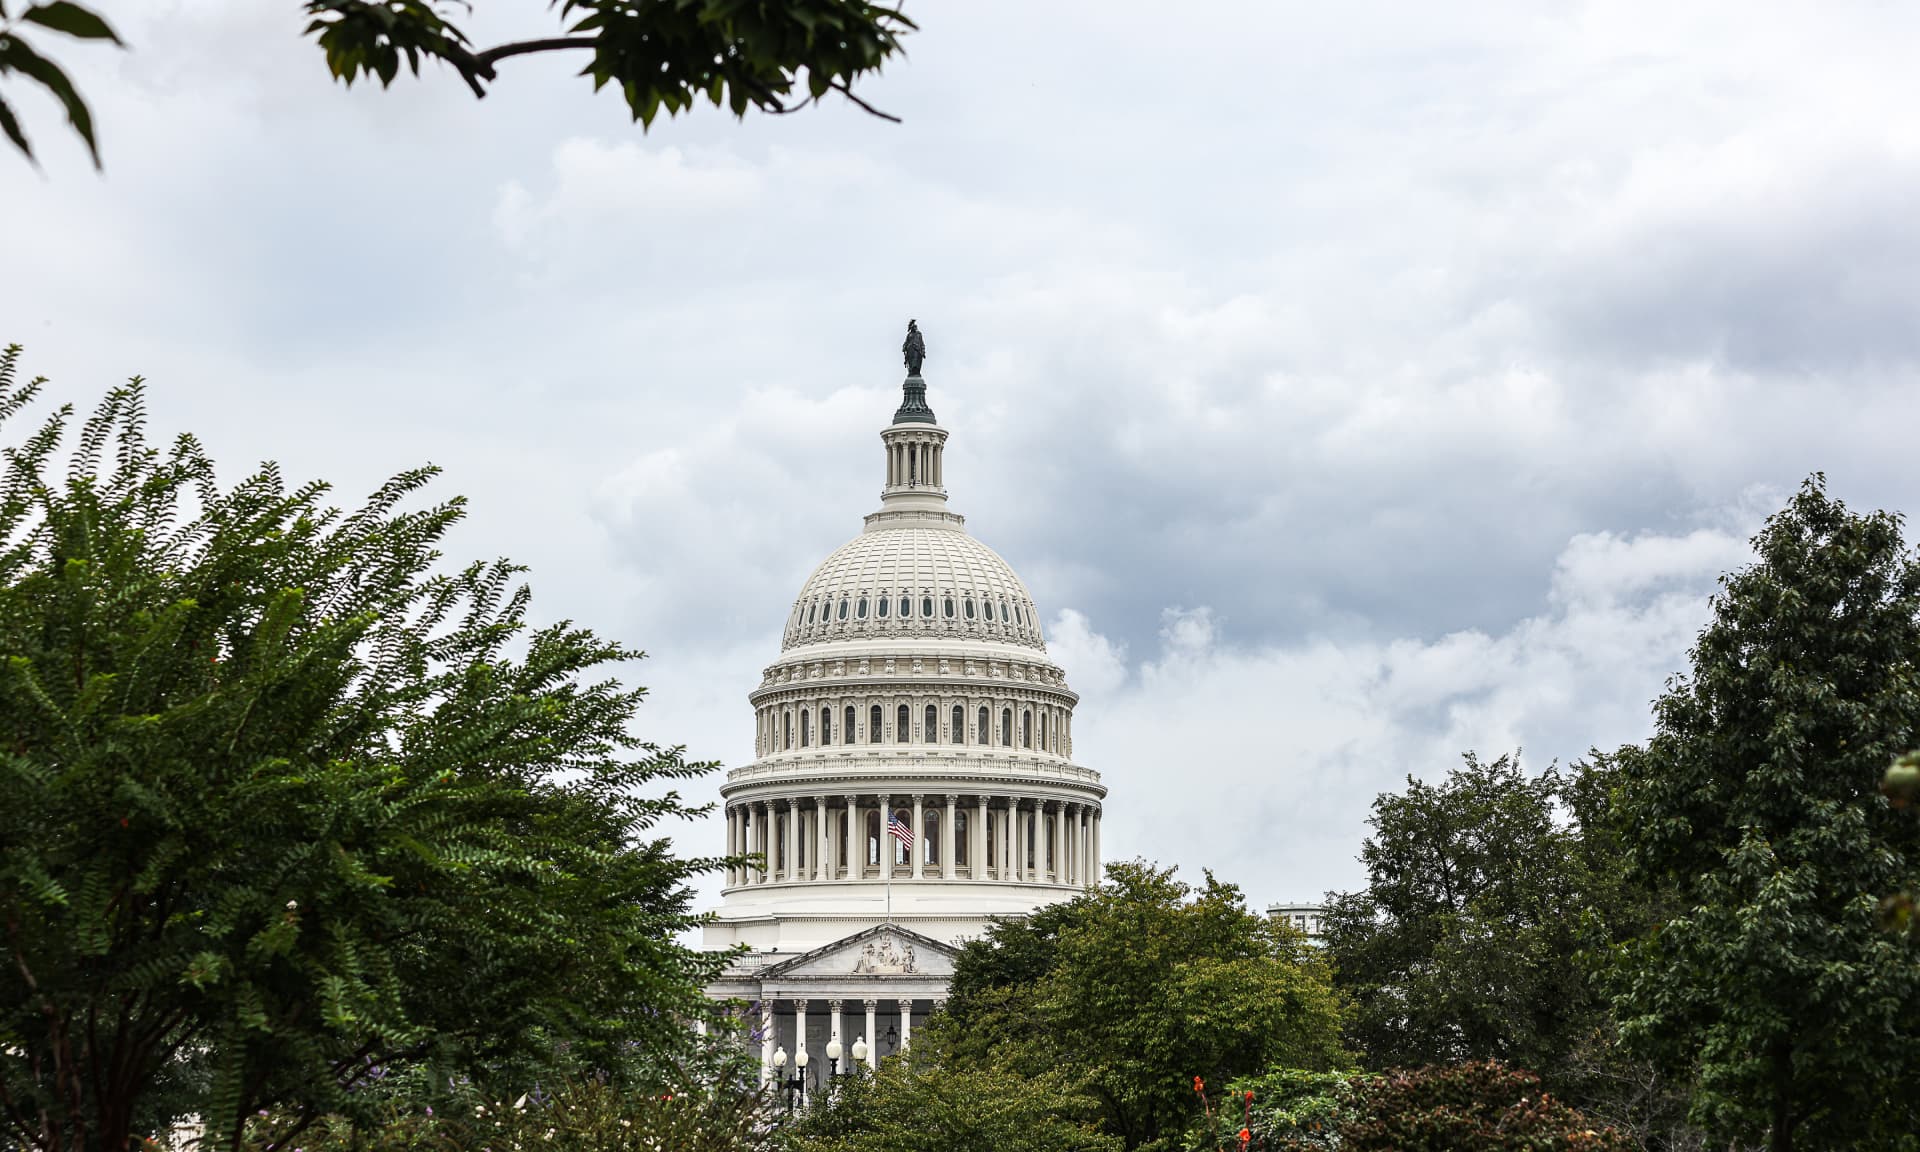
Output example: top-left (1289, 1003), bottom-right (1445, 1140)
top-left (1268, 902), bottom-right (1327, 942)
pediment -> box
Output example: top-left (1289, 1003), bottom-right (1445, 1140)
top-left (761, 925), bottom-right (958, 979)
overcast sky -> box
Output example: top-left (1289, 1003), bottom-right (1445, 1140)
top-left (5, 1), bottom-right (1919, 909)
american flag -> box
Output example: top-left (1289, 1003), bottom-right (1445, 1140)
top-left (886, 815), bottom-right (914, 849)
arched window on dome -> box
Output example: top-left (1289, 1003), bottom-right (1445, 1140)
top-left (800, 709), bottom-right (810, 748)
top-left (964, 598), bottom-right (976, 620)
top-left (856, 596), bottom-right (868, 620)
top-left (1001, 600), bottom-right (1011, 623)
top-left (820, 708), bottom-right (832, 746)
top-left (845, 706), bottom-right (856, 744)
top-left (944, 597), bottom-right (955, 619)
top-left (870, 704), bottom-right (883, 744)
top-left (952, 705), bottom-right (964, 745)
top-left (1015, 603), bottom-right (1025, 626)
top-left (783, 711), bottom-right (793, 750)
top-left (877, 595), bottom-right (889, 619)
top-left (1001, 708), bottom-right (1013, 747)
top-left (866, 809), bottom-right (881, 868)
top-left (838, 596), bottom-right (849, 621)
top-left (1039, 712), bottom-right (1048, 753)
top-left (897, 704), bottom-right (910, 743)
top-left (924, 809), bottom-right (940, 866)
top-left (977, 706), bottom-right (990, 745)
top-left (899, 596), bottom-right (911, 618)
top-left (806, 601), bottom-right (816, 625)
top-left (955, 811), bottom-right (969, 867)
top-left (1021, 709), bottom-right (1032, 749)
top-left (925, 704), bottom-right (938, 744)
top-left (893, 808), bottom-right (912, 866)
top-left (923, 596), bottom-right (934, 618)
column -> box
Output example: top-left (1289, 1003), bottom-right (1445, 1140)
top-left (880, 794), bottom-right (893, 882)
top-left (724, 806), bottom-right (737, 885)
top-left (816, 794), bottom-right (832, 881)
top-left (828, 999), bottom-right (844, 1067)
top-left (974, 796), bottom-right (988, 879)
top-left (898, 998), bottom-right (913, 1053)
top-left (864, 999), bottom-right (879, 1068)
top-left (794, 999), bottom-right (810, 1064)
top-left (786, 802), bottom-right (801, 883)
top-left (1011, 799), bottom-right (1024, 881)
top-left (1053, 800), bottom-right (1066, 883)
top-left (845, 795), bottom-right (859, 880)
top-left (943, 795), bottom-right (957, 880)
top-left (911, 794), bottom-right (925, 880)
top-left (1000, 799), bottom-right (1013, 881)
top-left (760, 1000), bottom-right (775, 1085)
top-left (755, 801), bottom-right (769, 883)
top-left (1092, 809), bottom-right (1101, 885)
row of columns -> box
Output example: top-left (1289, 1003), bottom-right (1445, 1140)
top-left (758, 996), bottom-right (935, 1084)
top-left (756, 698), bottom-right (1072, 758)
top-left (884, 437), bottom-right (943, 490)
top-left (725, 794), bottom-right (1102, 889)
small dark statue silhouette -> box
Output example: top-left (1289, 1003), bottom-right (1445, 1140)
top-left (902, 319), bottom-right (927, 376)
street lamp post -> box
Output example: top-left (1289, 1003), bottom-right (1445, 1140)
top-left (826, 1037), bottom-right (843, 1080)
top-left (852, 1035), bottom-right (869, 1072)
top-left (772, 1045), bottom-right (807, 1111)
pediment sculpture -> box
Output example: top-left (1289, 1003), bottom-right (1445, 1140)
top-left (852, 933), bottom-right (918, 974)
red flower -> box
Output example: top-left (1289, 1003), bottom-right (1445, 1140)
top-left (1245, 1090), bottom-right (1254, 1104)
top-left (1193, 1076), bottom-right (1204, 1094)
top-left (1238, 1126), bottom-right (1251, 1148)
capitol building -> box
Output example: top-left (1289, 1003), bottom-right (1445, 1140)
top-left (704, 329), bottom-right (1106, 1083)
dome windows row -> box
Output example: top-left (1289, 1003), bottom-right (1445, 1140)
top-left (786, 588), bottom-right (1041, 644)
top-left (755, 696), bottom-right (1071, 758)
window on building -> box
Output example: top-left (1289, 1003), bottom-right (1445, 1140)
top-left (838, 597), bottom-right (849, 621)
top-left (1021, 710), bottom-right (1032, 748)
top-left (877, 596), bottom-right (889, 618)
top-left (956, 811), bottom-right (969, 867)
top-left (893, 808), bottom-right (912, 866)
top-left (870, 704), bottom-right (883, 744)
top-left (1000, 600), bottom-right (1010, 622)
top-left (964, 598), bottom-right (976, 619)
top-left (783, 711), bottom-right (792, 750)
top-left (924, 810), bottom-right (940, 866)
top-left (952, 705), bottom-right (965, 745)
top-left (845, 706), bottom-right (856, 743)
top-left (944, 597), bottom-right (955, 618)
top-left (821, 708), bottom-right (832, 746)
top-left (857, 596), bottom-right (869, 619)
top-left (899, 596), bottom-right (911, 618)
top-left (1015, 603), bottom-right (1025, 625)
top-left (1001, 708), bottom-right (1013, 747)
top-left (923, 596), bottom-right (935, 618)
top-left (897, 703), bottom-right (911, 743)
top-left (806, 601), bottom-right (816, 624)
top-left (978, 706), bottom-right (990, 745)
top-left (800, 710), bottom-right (810, 747)
top-left (866, 810), bottom-right (881, 867)
top-left (1040, 713), bottom-right (1048, 752)
top-left (926, 704), bottom-right (938, 743)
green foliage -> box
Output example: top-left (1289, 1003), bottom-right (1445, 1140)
top-left (779, 1059), bottom-right (1119, 1152)
top-left (1196, 1069), bottom-right (1348, 1151)
top-left (243, 1078), bottom-right (774, 1152)
top-left (1283, 1062), bottom-right (1626, 1152)
top-left (1322, 753), bottom-right (1599, 1074)
top-left (0, 0), bottom-right (123, 165)
top-left (1612, 476), bottom-right (1920, 1151)
top-left (941, 861), bottom-right (1350, 1152)
top-left (0, 345), bottom-right (738, 1152)
top-left (4, 1), bottom-right (914, 167)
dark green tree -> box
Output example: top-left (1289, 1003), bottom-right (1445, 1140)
top-left (1612, 476), bottom-right (1920, 1152)
top-left (1321, 753), bottom-right (1593, 1075)
top-left (777, 1056), bottom-right (1119, 1152)
top-left (940, 861), bottom-right (1349, 1152)
top-left (0, 345), bottom-right (737, 1152)
top-left (1, 1), bottom-right (913, 167)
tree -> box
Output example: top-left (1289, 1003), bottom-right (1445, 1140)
top-left (1286, 1062), bottom-right (1627, 1152)
top-left (940, 861), bottom-right (1349, 1152)
top-left (1321, 753), bottom-right (1595, 1076)
top-left (0, 345), bottom-right (736, 1152)
top-left (777, 1058), bottom-right (1120, 1152)
top-left (1612, 476), bottom-right (1920, 1151)
top-left (0, 1), bottom-right (914, 168)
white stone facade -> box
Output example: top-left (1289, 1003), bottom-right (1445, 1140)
top-left (703, 358), bottom-right (1105, 1085)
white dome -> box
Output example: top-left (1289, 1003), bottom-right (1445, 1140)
top-left (782, 525), bottom-right (1045, 652)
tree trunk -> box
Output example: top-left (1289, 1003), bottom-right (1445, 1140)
top-left (1768, 1040), bottom-right (1794, 1152)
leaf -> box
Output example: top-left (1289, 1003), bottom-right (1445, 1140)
top-left (0, 92), bottom-right (31, 162)
top-left (0, 34), bottom-right (100, 166)
top-left (18, 2), bottom-right (122, 44)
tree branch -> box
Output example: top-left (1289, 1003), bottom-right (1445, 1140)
top-left (827, 79), bottom-right (901, 123)
top-left (473, 37), bottom-right (598, 69)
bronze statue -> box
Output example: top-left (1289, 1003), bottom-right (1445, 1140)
top-left (902, 319), bottom-right (926, 376)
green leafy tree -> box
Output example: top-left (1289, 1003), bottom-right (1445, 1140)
top-left (778, 1057), bottom-right (1119, 1152)
top-left (941, 861), bottom-right (1349, 1152)
top-left (1, 0), bottom-right (913, 167)
top-left (1321, 753), bottom-right (1594, 1075)
top-left (0, 345), bottom-right (737, 1152)
top-left (1612, 476), bottom-right (1920, 1152)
